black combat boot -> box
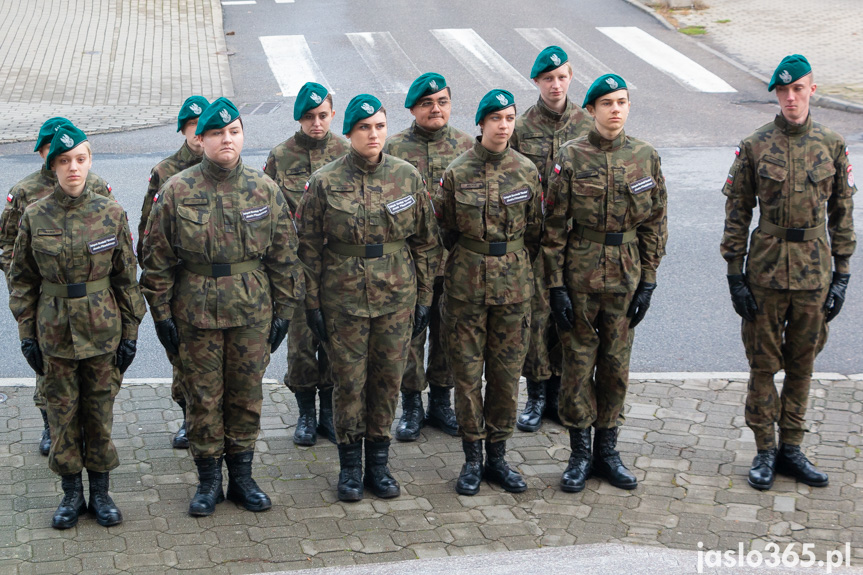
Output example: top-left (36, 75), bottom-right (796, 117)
top-left (560, 428), bottom-right (591, 493)
top-left (337, 442), bottom-right (364, 502)
top-left (52, 472), bottom-right (86, 530)
top-left (456, 440), bottom-right (483, 496)
top-left (189, 457), bottom-right (224, 516)
top-left (592, 427), bottom-right (637, 490)
top-left (543, 375), bottom-right (562, 424)
top-left (87, 470), bottom-right (123, 527)
top-left (484, 440), bottom-right (527, 493)
top-left (225, 451), bottom-right (271, 512)
top-left (172, 399), bottom-right (189, 449)
top-left (39, 408), bottom-right (51, 456)
top-left (747, 448), bottom-right (777, 490)
top-left (363, 440), bottom-right (400, 498)
top-left (293, 390), bottom-right (318, 446)
top-left (316, 387), bottom-right (337, 444)
top-left (394, 390), bottom-right (424, 442)
top-left (425, 386), bottom-right (459, 436)
top-left (516, 380), bottom-right (546, 432)
top-left (775, 443), bottom-right (828, 487)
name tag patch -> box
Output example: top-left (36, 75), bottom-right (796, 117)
top-left (386, 195), bottom-right (415, 215)
top-left (629, 177), bottom-right (656, 194)
top-left (501, 188), bottom-right (531, 205)
top-left (242, 205), bottom-right (270, 222)
top-left (88, 236), bottom-right (118, 254)
top-left (460, 182), bottom-right (484, 190)
top-left (37, 229), bottom-right (62, 236)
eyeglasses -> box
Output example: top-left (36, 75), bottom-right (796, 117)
top-left (417, 99), bottom-right (450, 109)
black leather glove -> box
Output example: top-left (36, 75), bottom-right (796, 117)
top-left (727, 274), bottom-right (758, 322)
top-left (154, 318), bottom-right (180, 355)
top-left (21, 338), bottom-right (44, 376)
top-left (549, 286), bottom-right (574, 331)
top-left (627, 281), bottom-right (657, 328)
top-left (268, 316), bottom-right (290, 352)
top-left (115, 339), bottom-right (137, 373)
top-left (412, 304), bottom-right (431, 339)
top-left (824, 272), bottom-right (850, 323)
top-left (306, 308), bottom-right (328, 343)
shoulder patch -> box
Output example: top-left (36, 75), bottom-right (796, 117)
top-left (385, 195), bottom-right (416, 215)
top-left (241, 205), bottom-right (270, 222)
top-left (6, 193), bottom-right (13, 203)
top-left (106, 183), bottom-right (112, 192)
top-left (501, 188), bottom-right (531, 205)
top-left (88, 235), bottom-right (118, 254)
top-left (629, 177), bottom-right (656, 194)
top-left (848, 165), bottom-right (855, 188)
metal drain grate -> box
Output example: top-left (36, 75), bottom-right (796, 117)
top-left (237, 102), bottom-right (282, 115)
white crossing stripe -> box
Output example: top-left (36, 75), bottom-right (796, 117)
top-left (597, 27), bottom-right (736, 93)
top-left (222, 1), bottom-right (255, 4)
top-left (430, 28), bottom-right (536, 92)
top-left (274, 0), bottom-right (294, 3)
top-left (346, 32), bottom-right (421, 94)
top-left (259, 35), bottom-right (333, 97)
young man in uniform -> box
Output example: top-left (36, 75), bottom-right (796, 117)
top-left (383, 73), bottom-right (473, 441)
top-left (721, 55), bottom-right (855, 491)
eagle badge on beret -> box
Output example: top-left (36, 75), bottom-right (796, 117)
top-left (606, 77), bottom-right (619, 89)
top-left (60, 134), bottom-right (75, 148)
top-left (550, 54), bottom-right (561, 66)
top-left (310, 92), bottom-right (322, 104)
top-left (496, 93), bottom-right (508, 105)
top-left (219, 108), bottom-right (231, 123)
top-left (190, 103), bottom-right (202, 115)
top-left (361, 103), bottom-right (375, 114)
top-left (779, 70), bottom-right (792, 84)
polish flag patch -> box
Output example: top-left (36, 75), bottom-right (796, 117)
top-left (106, 183), bottom-right (112, 192)
top-left (6, 193), bottom-right (13, 203)
top-left (439, 178), bottom-right (444, 187)
top-left (553, 164), bottom-right (561, 174)
top-left (734, 146), bottom-right (740, 156)
top-left (153, 193), bottom-right (159, 202)
top-left (726, 173), bottom-right (734, 185)
top-left (304, 181), bottom-right (310, 191)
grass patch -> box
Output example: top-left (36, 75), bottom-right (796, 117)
top-left (715, 18), bottom-right (731, 23)
top-left (679, 25), bottom-right (707, 35)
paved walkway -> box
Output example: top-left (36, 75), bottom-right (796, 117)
top-left (0, 0), bottom-right (233, 143)
top-left (0, 376), bottom-right (860, 574)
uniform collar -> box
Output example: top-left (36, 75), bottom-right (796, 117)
top-left (588, 128), bottom-right (626, 151)
top-left (473, 138), bottom-right (509, 163)
top-left (40, 165), bottom-right (58, 184)
top-left (178, 141), bottom-right (203, 163)
top-left (347, 147), bottom-right (384, 174)
top-left (537, 96), bottom-right (571, 123)
top-left (201, 155), bottom-right (243, 182)
top-left (52, 183), bottom-right (90, 208)
top-left (411, 121), bottom-right (448, 142)
top-left (774, 113), bottom-right (812, 136)
top-left (294, 129), bottom-right (331, 151)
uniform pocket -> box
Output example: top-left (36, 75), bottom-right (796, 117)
top-left (240, 204), bottom-right (272, 255)
top-left (808, 161), bottom-right (836, 203)
top-left (454, 188), bottom-right (485, 238)
top-left (756, 158), bottom-right (788, 205)
top-left (384, 194), bottom-right (417, 239)
top-left (176, 205), bottom-right (210, 254)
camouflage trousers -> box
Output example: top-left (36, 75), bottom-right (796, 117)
top-left (402, 276), bottom-right (453, 393)
top-left (284, 300), bottom-right (331, 393)
top-left (33, 374), bottom-right (46, 409)
top-left (324, 306), bottom-right (413, 445)
top-left (523, 256), bottom-right (562, 381)
top-left (161, 351), bottom-right (185, 404)
top-left (742, 285), bottom-right (829, 450)
top-left (558, 290), bottom-right (635, 430)
top-left (176, 318), bottom-right (271, 459)
top-left (42, 352), bottom-right (121, 476)
top-left (442, 294), bottom-right (531, 443)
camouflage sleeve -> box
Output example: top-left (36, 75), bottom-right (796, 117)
top-left (509, 128), bottom-right (520, 152)
top-left (296, 175), bottom-right (325, 310)
top-left (407, 171), bottom-right (441, 307)
top-left (524, 166), bottom-right (542, 262)
top-left (264, 189), bottom-right (302, 319)
top-left (263, 151), bottom-right (277, 181)
top-left (720, 143), bottom-right (756, 275)
top-left (91, 174), bottom-right (116, 201)
top-left (7, 211), bottom-right (40, 340)
top-left (111, 211), bottom-right (146, 339)
top-left (434, 168), bottom-right (459, 250)
top-left (541, 150), bottom-right (571, 288)
top-left (137, 169), bottom-right (161, 264)
top-left (637, 153), bottom-right (668, 284)
top-left (0, 188), bottom-right (23, 276)
top-left (828, 144), bottom-right (856, 274)
top-left (140, 190), bottom-right (179, 322)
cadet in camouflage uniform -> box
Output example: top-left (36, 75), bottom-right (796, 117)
top-left (721, 55), bottom-right (855, 491)
top-left (263, 82), bottom-right (348, 447)
top-left (0, 117), bottom-right (114, 458)
top-left (544, 75), bottom-right (667, 493)
top-left (435, 90), bottom-right (541, 496)
top-left (510, 46), bottom-right (593, 434)
top-left (141, 98), bottom-right (302, 516)
top-left (9, 126), bottom-right (145, 529)
top-left (383, 72), bottom-right (473, 441)
top-left (297, 94), bottom-right (440, 502)
top-left (137, 95), bottom-right (209, 450)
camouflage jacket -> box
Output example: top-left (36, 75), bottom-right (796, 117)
top-left (434, 140), bottom-right (541, 305)
top-left (8, 185), bottom-right (145, 359)
top-left (510, 97), bottom-right (593, 194)
top-left (543, 129), bottom-right (668, 293)
top-left (140, 156), bottom-right (303, 329)
top-left (1, 167), bottom-right (113, 275)
top-left (721, 114), bottom-right (856, 290)
top-left (263, 130), bottom-right (349, 214)
top-left (137, 142), bottom-right (203, 262)
top-left (296, 148), bottom-right (440, 317)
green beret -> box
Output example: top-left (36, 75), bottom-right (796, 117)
top-left (768, 54), bottom-right (812, 91)
top-left (177, 96), bottom-right (210, 132)
top-left (34, 117), bottom-right (73, 152)
top-left (530, 46), bottom-right (568, 79)
top-left (46, 125), bottom-right (88, 170)
top-left (294, 82), bottom-right (329, 121)
top-left (582, 74), bottom-right (627, 108)
top-left (195, 97), bottom-right (241, 135)
top-left (475, 89), bottom-right (515, 124)
top-left (342, 94), bottom-right (382, 135)
top-left (404, 73), bottom-right (447, 108)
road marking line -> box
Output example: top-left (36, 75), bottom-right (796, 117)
top-left (430, 28), bottom-right (536, 92)
top-left (597, 27), bottom-right (736, 93)
top-left (259, 35), bottom-right (333, 97)
top-left (346, 32), bottom-right (420, 94)
top-left (222, 1), bottom-right (256, 5)
top-left (515, 27), bottom-right (636, 89)
top-left (274, 0), bottom-right (294, 3)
